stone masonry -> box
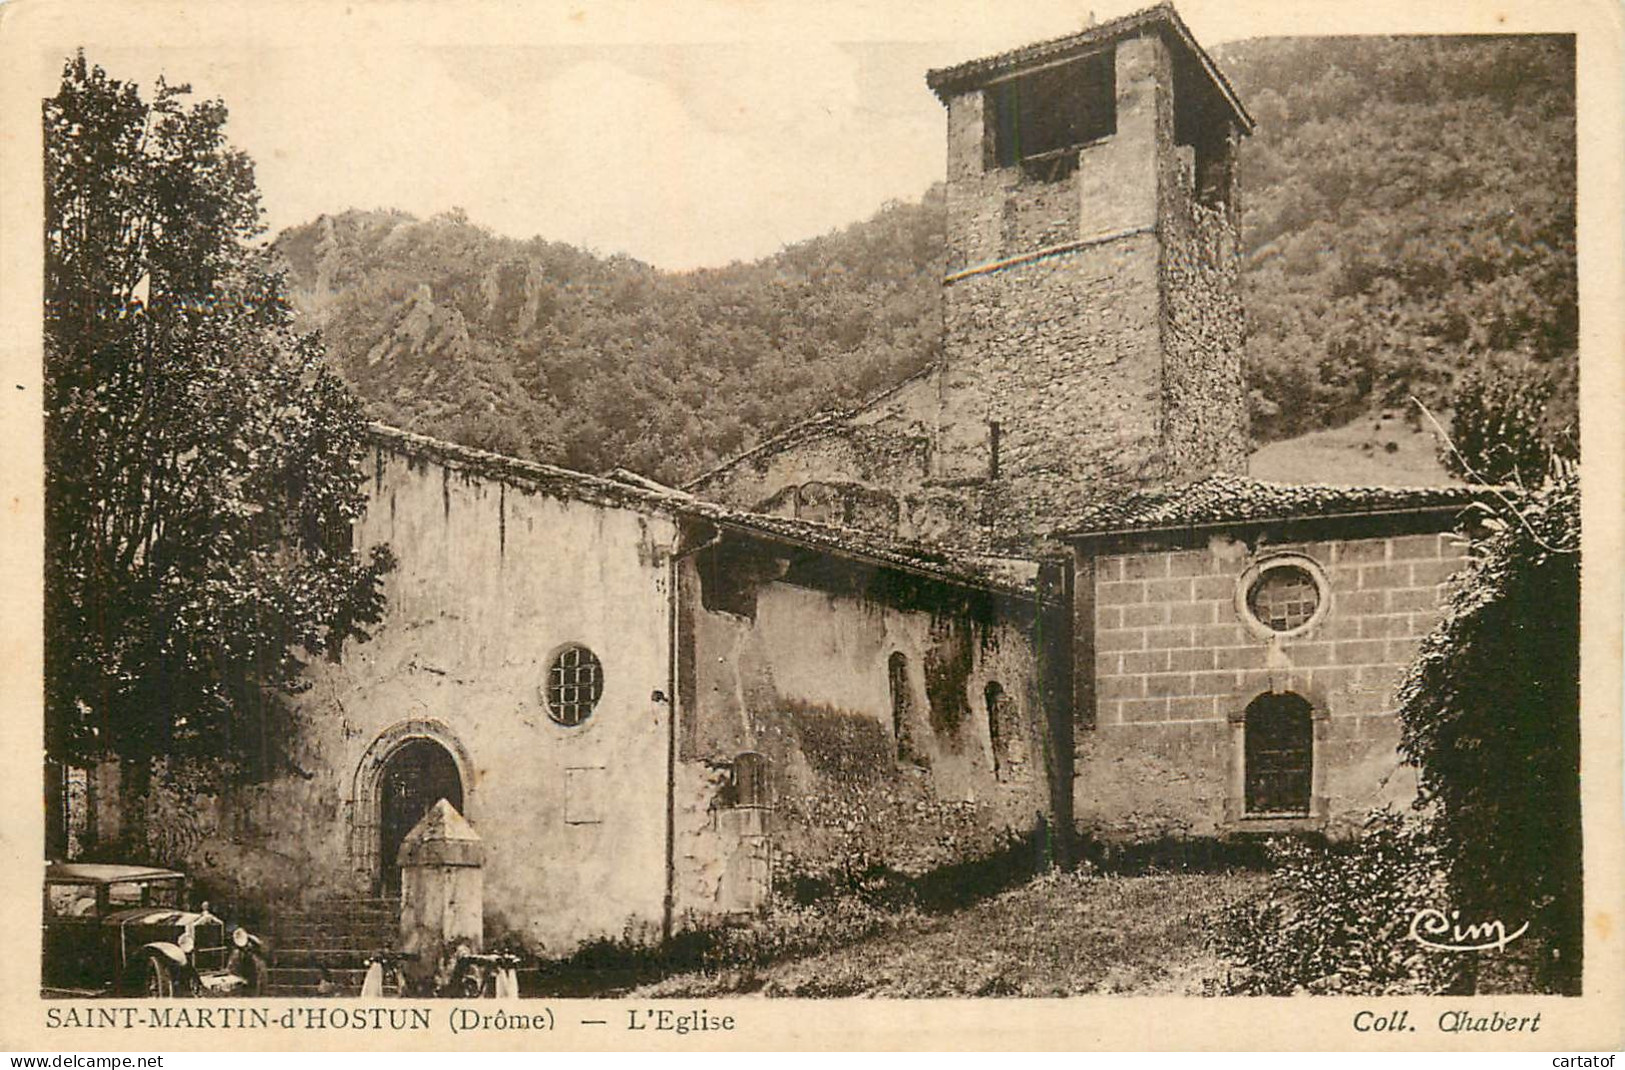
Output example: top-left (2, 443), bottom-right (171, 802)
top-left (691, 14), bottom-right (1253, 551)
top-left (1075, 531), bottom-right (1467, 840)
top-left (936, 31), bottom-right (1249, 538)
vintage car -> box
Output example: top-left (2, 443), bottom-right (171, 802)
top-left (42, 862), bottom-right (267, 997)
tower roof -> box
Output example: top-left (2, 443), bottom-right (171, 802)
top-left (925, 2), bottom-right (1253, 133)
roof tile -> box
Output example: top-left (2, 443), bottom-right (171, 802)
top-left (1057, 474), bottom-right (1489, 537)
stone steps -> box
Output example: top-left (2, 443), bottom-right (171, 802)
top-left (264, 966), bottom-right (387, 995)
top-left (268, 947), bottom-right (403, 968)
top-left (275, 924), bottom-right (399, 945)
top-left (267, 896), bottom-right (403, 997)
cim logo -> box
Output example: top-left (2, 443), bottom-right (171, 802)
top-left (1409, 908), bottom-right (1529, 952)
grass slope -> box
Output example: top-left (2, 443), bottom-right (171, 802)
top-left (1248, 407), bottom-right (1461, 487)
top-left (631, 870), bottom-right (1266, 998)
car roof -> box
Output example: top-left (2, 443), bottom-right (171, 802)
top-left (46, 862), bottom-right (186, 884)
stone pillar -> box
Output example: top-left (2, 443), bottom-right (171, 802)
top-left (398, 799), bottom-right (483, 990)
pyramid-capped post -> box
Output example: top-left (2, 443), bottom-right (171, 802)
top-left (400, 798), bottom-right (483, 868)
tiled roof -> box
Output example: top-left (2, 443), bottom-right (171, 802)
top-left (369, 423), bottom-right (694, 516)
top-left (367, 424), bottom-right (1044, 600)
top-left (1056, 474), bottom-right (1489, 538)
top-left (925, 3), bottom-right (1253, 132)
top-left (711, 510), bottom-right (1045, 601)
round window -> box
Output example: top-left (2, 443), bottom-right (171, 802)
top-left (545, 644), bottom-right (604, 727)
top-left (1238, 556), bottom-right (1328, 637)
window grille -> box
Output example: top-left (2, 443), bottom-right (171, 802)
top-left (1244, 693), bottom-right (1314, 816)
top-left (733, 752), bottom-right (771, 809)
top-left (1246, 565), bottom-right (1320, 633)
top-left (546, 644), bottom-right (604, 727)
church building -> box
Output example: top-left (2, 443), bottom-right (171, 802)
top-left (77, 5), bottom-right (1488, 977)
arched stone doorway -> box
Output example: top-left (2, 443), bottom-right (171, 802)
top-left (349, 720), bottom-right (474, 892)
top-left (377, 739), bottom-right (464, 892)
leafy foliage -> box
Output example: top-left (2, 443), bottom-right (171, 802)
top-left (1441, 360), bottom-right (1574, 483)
top-left (275, 193), bottom-right (944, 485)
top-left (1214, 811), bottom-right (1466, 995)
top-left (1396, 466), bottom-right (1582, 992)
top-left (1217, 35), bottom-right (1577, 442)
top-left (44, 55), bottom-right (393, 781)
top-left (275, 36), bottom-right (1574, 479)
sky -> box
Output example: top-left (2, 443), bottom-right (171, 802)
top-left (17, 0), bottom-right (1253, 269)
top-left (13, 0), bottom-right (1569, 270)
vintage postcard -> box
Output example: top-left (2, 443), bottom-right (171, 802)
top-left (0, 0), bottom-right (1621, 1052)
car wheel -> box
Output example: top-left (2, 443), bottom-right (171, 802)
top-left (143, 955), bottom-right (174, 999)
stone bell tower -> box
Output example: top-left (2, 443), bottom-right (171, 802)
top-left (926, 3), bottom-right (1253, 534)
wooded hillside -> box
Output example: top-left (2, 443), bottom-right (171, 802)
top-left (1216, 34), bottom-right (1575, 444)
top-left (275, 33), bottom-right (1575, 485)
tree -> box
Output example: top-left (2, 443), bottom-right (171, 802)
top-left (1396, 465), bottom-right (1581, 992)
top-left (1442, 361), bottom-right (1575, 485)
top-left (1215, 809), bottom-right (1465, 995)
top-left (44, 55), bottom-right (392, 817)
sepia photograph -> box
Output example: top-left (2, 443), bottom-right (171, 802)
top-left (2, 0), bottom-right (1620, 1051)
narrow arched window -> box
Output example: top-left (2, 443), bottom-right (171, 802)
top-left (985, 682), bottom-right (1009, 777)
top-left (1244, 692), bottom-right (1314, 816)
top-left (733, 751), bottom-right (771, 810)
top-left (888, 652), bottom-right (915, 763)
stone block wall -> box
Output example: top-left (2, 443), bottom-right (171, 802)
top-left (1159, 193), bottom-right (1247, 483)
top-left (685, 372), bottom-right (951, 539)
top-left (1075, 530), bottom-right (1467, 840)
top-left (937, 34), bottom-right (1171, 521)
top-left (932, 29), bottom-right (1246, 542)
top-left (687, 30), bottom-right (1251, 550)
top-left (943, 165), bottom-right (1084, 271)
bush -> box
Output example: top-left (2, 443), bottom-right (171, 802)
top-left (1214, 810), bottom-right (1467, 995)
top-left (1442, 362), bottom-right (1572, 484)
top-left (1396, 467), bottom-right (1581, 992)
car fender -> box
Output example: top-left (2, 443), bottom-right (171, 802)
top-left (140, 942), bottom-right (188, 970)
